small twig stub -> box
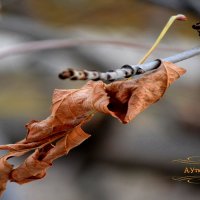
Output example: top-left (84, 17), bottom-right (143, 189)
top-left (192, 22), bottom-right (200, 36)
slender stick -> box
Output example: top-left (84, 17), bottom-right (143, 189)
top-left (0, 39), bottom-right (184, 60)
top-left (59, 47), bottom-right (200, 81)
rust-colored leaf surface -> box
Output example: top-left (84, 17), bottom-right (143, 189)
top-left (105, 61), bottom-right (186, 123)
top-left (0, 61), bottom-right (186, 196)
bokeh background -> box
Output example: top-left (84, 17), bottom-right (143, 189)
top-left (0, 0), bottom-right (200, 200)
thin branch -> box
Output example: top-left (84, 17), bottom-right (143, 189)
top-left (138, 46), bottom-right (200, 71)
top-left (0, 39), bottom-right (184, 59)
top-left (59, 46), bottom-right (200, 81)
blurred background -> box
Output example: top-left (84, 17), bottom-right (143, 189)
top-left (0, 0), bottom-right (200, 200)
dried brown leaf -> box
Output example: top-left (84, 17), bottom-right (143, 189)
top-left (10, 124), bottom-right (90, 184)
top-left (105, 61), bottom-right (186, 123)
top-left (0, 61), bottom-right (186, 196)
top-left (0, 151), bottom-right (28, 194)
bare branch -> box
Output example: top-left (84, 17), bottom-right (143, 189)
top-left (59, 46), bottom-right (200, 81)
top-left (0, 39), bottom-right (184, 60)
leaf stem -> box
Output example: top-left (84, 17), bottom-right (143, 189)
top-left (138, 14), bottom-right (187, 64)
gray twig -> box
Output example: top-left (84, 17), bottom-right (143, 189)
top-left (136, 46), bottom-right (200, 71)
top-left (59, 46), bottom-right (200, 81)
